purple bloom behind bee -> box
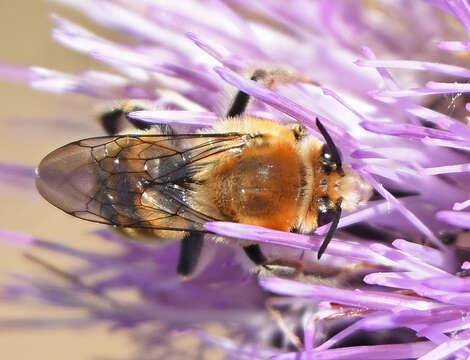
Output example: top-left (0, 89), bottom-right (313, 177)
top-left (2, 0), bottom-right (470, 359)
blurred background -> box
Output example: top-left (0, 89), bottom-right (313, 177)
top-left (0, 1), bottom-right (136, 358)
top-left (3, 1), bottom-right (464, 359)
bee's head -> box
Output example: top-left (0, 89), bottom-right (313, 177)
top-left (314, 119), bottom-right (372, 259)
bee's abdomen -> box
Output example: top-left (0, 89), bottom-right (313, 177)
top-left (206, 142), bottom-right (303, 231)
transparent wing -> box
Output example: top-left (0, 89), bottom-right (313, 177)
top-left (36, 133), bottom-right (250, 232)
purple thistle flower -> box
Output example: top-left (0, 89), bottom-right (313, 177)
top-left (3, 0), bottom-right (470, 358)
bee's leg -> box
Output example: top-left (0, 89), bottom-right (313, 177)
top-left (100, 108), bottom-right (125, 135)
top-left (226, 68), bottom-right (316, 118)
top-left (177, 231), bottom-right (204, 279)
top-left (226, 88), bottom-right (251, 117)
top-left (99, 101), bottom-right (175, 136)
top-left (226, 70), bottom-right (269, 117)
top-left (243, 244), bottom-right (267, 266)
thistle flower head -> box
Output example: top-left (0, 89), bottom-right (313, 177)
top-left (2, 1), bottom-right (470, 359)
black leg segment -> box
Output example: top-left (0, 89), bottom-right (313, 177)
top-left (99, 103), bottom-right (176, 136)
top-left (100, 108), bottom-right (124, 135)
top-left (226, 70), bottom-right (268, 117)
top-left (226, 90), bottom-right (251, 117)
top-left (177, 232), bottom-right (205, 278)
top-left (243, 244), bottom-right (267, 266)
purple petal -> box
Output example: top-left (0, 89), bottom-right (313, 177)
top-left (351, 147), bottom-right (426, 162)
top-left (417, 317), bottom-right (470, 338)
top-left (436, 210), bottom-right (470, 229)
top-left (315, 317), bottom-right (371, 350)
top-left (359, 46), bottom-right (399, 90)
top-left (368, 243), bottom-right (449, 276)
top-left (273, 342), bottom-right (435, 360)
top-left (363, 272), bottom-right (452, 300)
top-left (417, 337), bottom-right (470, 360)
top-left (423, 276), bottom-right (470, 292)
top-left (260, 278), bottom-right (435, 311)
top-left (420, 163), bottom-right (470, 176)
top-left (0, 162), bottom-right (35, 188)
top-left (0, 64), bottom-right (36, 83)
top-left (316, 201), bottom-right (403, 235)
top-left (437, 293), bottom-right (470, 305)
top-left (392, 239), bottom-right (447, 268)
top-left (0, 230), bottom-right (36, 247)
top-left (391, 307), bottom-right (470, 326)
top-left (413, 102), bottom-right (469, 135)
top-left (355, 59), bottom-right (470, 78)
top-left (321, 87), bottom-right (371, 123)
top-left (128, 111), bottom-right (217, 126)
top-left (444, 0), bottom-right (470, 35)
top-left (0, 318), bottom-right (94, 328)
top-left (186, 32), bottom-right (247, 70)
top-left (427, 80), bottom-right (470, 93)
top-left (437, 40), bottom-right (470, 51)
top-left (91, 1), bottom-right (187, 51)
top-left (454, 199), bottom-right (470, 211)
top-left (360, 121), bottom-right (463, 140)
top-left (368, 92), bottom-right (469, 133)
top-left (422, 137), bottom-right (470, 151)
top-left (213, 66), bottom-right (359, 149)
top-left (421, 0), bottom-right (453, 14)
top-left (373, 87), bottom-right (463, 98)
top-left (51, 13), bottom-right (117, 56)
top-left (359, 171), bottom-right (443, 249)
top-left (205, 221), bottom-right (381, 263)
top-left (1, 65), bottom-right (150, 99)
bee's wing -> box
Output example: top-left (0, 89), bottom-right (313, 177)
top-left (36, 133), bottom-right (249, 232)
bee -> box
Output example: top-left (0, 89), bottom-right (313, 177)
top-left (35, 70), bottom-right (372, 278)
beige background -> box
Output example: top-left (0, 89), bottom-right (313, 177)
top-left (0, 1), bottom-right (140, 359)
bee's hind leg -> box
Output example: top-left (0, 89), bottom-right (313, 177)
top-left (177, 231), bottom-right (205, 279)
top-left (99, 100), bottom-right (175, 136)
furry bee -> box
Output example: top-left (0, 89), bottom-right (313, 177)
top-left (36, 71), bottom-right (372, 278)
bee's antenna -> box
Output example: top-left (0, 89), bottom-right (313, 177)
top-left (315, 118), bottom-right (343, 174)
top-left (317, 198), bottom-right (342, 259)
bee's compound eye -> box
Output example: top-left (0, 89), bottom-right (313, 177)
top-left (320, 143), bottom-right (343, 174)
top-left (320, 144), bottom-right (334, 174)
top-left (321, 144), bottom-right (332, 160)
top-left (317, 196), bottom-right (337, 227)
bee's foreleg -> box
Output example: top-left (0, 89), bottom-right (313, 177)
top-left (243, 244), bottom-right (267, 266)
top-left (177, 231), bottom-right (205, 279)
top-left (99, 100), bottom-right (175, 136)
